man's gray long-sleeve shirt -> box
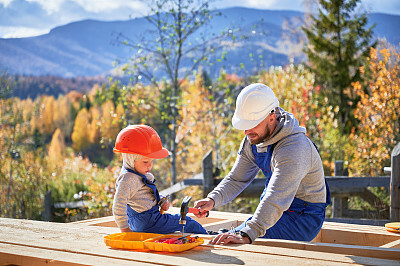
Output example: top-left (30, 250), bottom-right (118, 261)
top-left (207, 108), bottom-right (326, 242)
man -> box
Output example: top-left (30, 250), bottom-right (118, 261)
top-left (194, 83), bottom-right (331, 245)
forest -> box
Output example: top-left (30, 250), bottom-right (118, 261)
top-left (0, 0), bottom-right (399, 222)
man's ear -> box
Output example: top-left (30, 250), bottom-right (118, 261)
top-left (269, 113), bottom-right (276, 123)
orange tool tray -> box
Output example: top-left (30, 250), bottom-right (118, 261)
top-left (144, 234), bottom-right (204, 252)
top-left (104, 232), bottom-right (204, 252)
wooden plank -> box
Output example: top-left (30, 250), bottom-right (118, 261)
top-left (0, 243), bottom-right (151, 266)
top-left (381, 239), bottom-right (400, 249)
top-left (325, 217), bottom-right (389, 226)
top-left (73, 210), bottom-right (399, 248)
top-left (206, 239), bottom-right (400, 265)
top-left (160, 173), bottom-right (202, 195)
top-left (320, 226), bottom-right (399, 247)
top-left (1, 218), bottom-right (399, 265)
top-left (54, 200), bottom-right (88, 209)
top-left (183, 177), bottom-right (390, 197)
top-left (391, 142), bottom-right (400, 221)
top-left (332, 197), bottom-right (344, 218)
top-left (202, 150), bottom-right (214, 197)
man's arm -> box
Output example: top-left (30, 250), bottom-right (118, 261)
top-left (207, 137), bottom-right (260, 208)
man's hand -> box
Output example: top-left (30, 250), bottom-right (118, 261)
top-left (120, 227), bottom-right (133, 233)
top-left (193, 198), bottom-right (214, 218)
top-left (209, 232), bottom-right (250, 245)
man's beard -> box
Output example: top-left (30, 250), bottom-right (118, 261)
top-left (248, 123), bottom-right (272, 145)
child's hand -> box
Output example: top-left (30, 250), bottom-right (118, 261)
top-left (121, 227), bottom-right (133, 233)
top-left (161, 200), bottom-right (170, 211)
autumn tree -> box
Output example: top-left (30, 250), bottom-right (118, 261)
top-left (71, 108), bottom-right (91, 151)
top-left (40, 96), bottom-right (57, 136)
top-left (48, 128), bottom-right (66, 166)
top-left (258, 64), bottom-right (346, 174)
top-left (349, 46), bottom-right (400, 176)
top-left (302, 0), bottom-right (376, 133)
top-left (54, 95), bottom-right (74, 140)
top-left (0, 94), bottom-right (47, 219)
top-left (118, 0), bottom-right (226, 185)
top-left (88, 106), bottom-right (101, 145)
top-left (99, 100), bottom-right (121, 147)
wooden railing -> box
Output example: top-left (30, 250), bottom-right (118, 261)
top-left (44, 143), bottom-right (400, 224)
top-left (163, 142), bottom-right (400, 223)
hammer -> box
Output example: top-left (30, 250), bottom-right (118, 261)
top-left (180, 196), bottom-right (209, 225)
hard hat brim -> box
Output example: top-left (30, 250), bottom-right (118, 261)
top-left (232, 114), bottom-right (266, 130)
top-left (145, 147), bottom-right (170, 159)
top-left (113, 147), bottom-right (170, 159)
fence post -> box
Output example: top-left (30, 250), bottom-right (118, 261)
top-left (390, 143), bottom-right (400, 221)
top-left (332, 160), bottom-right (348, 218)
top-left (202, 150), bottom-right (213, 198)
top-left (44, 190), bottom-right (52, 222)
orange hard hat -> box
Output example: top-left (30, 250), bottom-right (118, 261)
top-left (113, 125), bottom-right (169, 159)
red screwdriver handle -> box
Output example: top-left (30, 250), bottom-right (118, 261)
top-left (188, 207), bottom-right (209, 217)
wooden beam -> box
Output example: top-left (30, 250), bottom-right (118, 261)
top-left (380, 239), bottom-right (400, 249)
top-left (202, 150), bottom-right (213, 198)
top-left (159, 173), bottom-right (202, 195)
top-left (390, 142), bottom-right (400, 221)
top-left (184, 177), bottom-right (390, 198)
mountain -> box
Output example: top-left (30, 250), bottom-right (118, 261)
top-left (0, 7), bottom-right (399, 78)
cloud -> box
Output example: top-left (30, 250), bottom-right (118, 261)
top-left (5, 0), bottom-right (146, 14)
top-left (0, 0), bottom-right (146, 37)
top-left (244, 0), bottom-right (303, 10)
top-left (26, 0), bottom-right (64, 14)
top-left (0, 0), bottom-right (13, 7)
top-left (212, 0), bottom-right (304, 11)
top-left (73, 0), bottom-right (145, 13)
top-left (0, 25), bottom-right (49, 38)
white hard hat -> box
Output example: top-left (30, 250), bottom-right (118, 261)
top-left (232, 83), bottom-right (279, 130)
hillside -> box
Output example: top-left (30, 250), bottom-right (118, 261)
top-left (0, 7), bottom-right (399, 78)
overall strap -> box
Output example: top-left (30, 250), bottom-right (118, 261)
top-left (125, 168), bottom-right (160, 202)
top-left (252, 144), bottom-right (275, 201)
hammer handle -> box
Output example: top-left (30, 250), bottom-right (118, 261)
top-left (188, 208), bottom-right (209, 217)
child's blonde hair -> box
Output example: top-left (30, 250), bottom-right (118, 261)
top-left (122, 153), bottom-right (144, 171)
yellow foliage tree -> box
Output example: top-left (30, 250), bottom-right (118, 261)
top-left (349, 46), bottom-right (400, 176)
top-left (71, 108), bottom-right (91, 151)
top-left (173, 73), bottom-right (240, 189)
top-left (88, 106), bottom-right (101, 145)
top-left (259, 64), bottom-right (344, 174)
top-left (48, 128), bottom-right (66, 166)
top-left (40, 95), bottom-right (57, 136)
top-left (54, 95), bottom-right (73, 138)
top-left (99, 100), bottom-right (121, 147)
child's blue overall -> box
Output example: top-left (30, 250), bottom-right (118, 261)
top-left (124, 169), bottom-right (207, 234)
top-left (234, 143), bottom-right (331, 241)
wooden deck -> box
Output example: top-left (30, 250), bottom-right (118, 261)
top-left (1, 207), bottom-right (399, 265)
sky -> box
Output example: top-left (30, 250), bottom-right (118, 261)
top-left (1, 0), bottom-right (400, 38)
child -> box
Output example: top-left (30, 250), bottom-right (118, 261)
top-left (112, 124), bottom-right (207, 234)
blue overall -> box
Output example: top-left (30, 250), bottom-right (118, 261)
top-left (124, 169), bottom-right (207, 234)
top-left (235, 143), bottom-right (331, 241)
